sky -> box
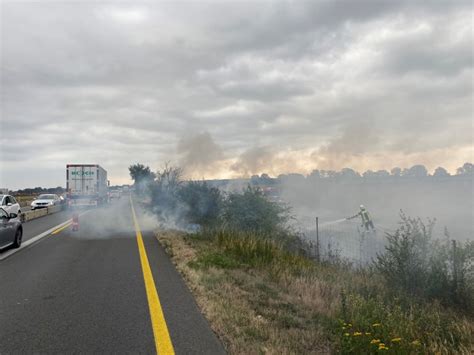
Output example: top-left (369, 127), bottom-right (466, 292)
top-left (0, 0), bottom-right (472, 189)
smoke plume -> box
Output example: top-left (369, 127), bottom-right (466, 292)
top-left (311, 121), bottom-right (379, 170)
top-left (231, 146), bottom-right (277, 177)
top-left (177, 132), bottom-right (225, 178)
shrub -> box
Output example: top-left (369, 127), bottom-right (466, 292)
top-left (442, 238), bottom-right (474, 311)
top-left (149, 165), bottom-right (184, 226)
top-left (221, 185), bottom-right (290, 236)
top-left (376, 213), bottom-right (474, 312)
top-left (376, 213), bottom-right (433, 296)
top-left (178, 181), bottom-right (222, 226)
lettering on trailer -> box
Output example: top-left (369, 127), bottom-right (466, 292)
top-left (71, 171), bottom-right (95, 176)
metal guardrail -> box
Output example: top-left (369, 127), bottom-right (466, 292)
top-left (20, 205), bottom-right (64, 223)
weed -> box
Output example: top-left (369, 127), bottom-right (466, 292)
top-left (189, 252), bottom-right (240, 269)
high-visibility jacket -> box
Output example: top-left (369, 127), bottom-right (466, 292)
top-left (348, 209), bottom-right (372, 223)
top-left (360, 210), bottom-right (371, 223)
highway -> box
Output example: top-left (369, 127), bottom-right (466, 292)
top-left (0, 198), bottom-right (224, 354)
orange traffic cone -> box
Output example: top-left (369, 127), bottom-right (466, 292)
top-left (72, 213), bottom-right (79, 231)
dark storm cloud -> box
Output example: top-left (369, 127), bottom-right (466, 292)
top-left (0, 1), bottom-right (472, 188)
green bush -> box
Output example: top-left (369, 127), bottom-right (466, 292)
top-left (178, 181), bottom-right (222, 226)
top-left (150, 165), bottom-right (183, 219)
top-left (376, 214), bottom-right (433, 296)
top-left (221, 185), bottom-right (290, 236)
top-left (376, 213), bottom-right (474, 312)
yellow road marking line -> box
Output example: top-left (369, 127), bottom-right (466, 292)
top-left (130, 196), bottom-right (175, 355)
top-left (51, 221), bottom-right (72, 235)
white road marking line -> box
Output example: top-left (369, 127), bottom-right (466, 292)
top-left (0, 210), bottom-right (91, 261)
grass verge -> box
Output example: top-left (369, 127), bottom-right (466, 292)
top-left (156, 229), bottom-right (473, 354)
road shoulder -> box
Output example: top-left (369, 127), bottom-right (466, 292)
top-left (143, 231), bottom-right (226, 354)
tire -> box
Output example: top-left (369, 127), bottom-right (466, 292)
top-left (12, 227), bottom-right (22, 248)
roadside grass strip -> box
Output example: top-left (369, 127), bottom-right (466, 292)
top-left (130, 196), bottom-right (175, 355)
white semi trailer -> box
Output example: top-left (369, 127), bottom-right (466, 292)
top-left (66, 164), bottom-right (109, 207)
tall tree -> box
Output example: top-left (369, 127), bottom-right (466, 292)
top-left (402, 165), bottom-right (428, 178)
top-left (128, 163), bottom-right (155, 195)
top-left (456, 162), bottom-right (473, 176)
top-left (308, 169), bottom-right (321, 179)
top-left (339, 168), bottom-right (360, 179)
top-left (391, 167), bottom-right (402, 177)
top-left (433, 167), bottom-right (450, 177)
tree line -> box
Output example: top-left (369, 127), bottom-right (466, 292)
top-left (249, 162), bottom-right (473, 184)
top-left (10, 186), bottom-right (65, 195)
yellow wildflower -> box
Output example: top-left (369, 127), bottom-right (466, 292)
top-left (370, 339), bottom-right (381, 344)
top-left (365, 332), bottom-right (371, 336)
top-left (411, 340), bottom-right (421, 346)
top-left (372, 323), bottom-right (381, 327)
top-left (344, 333), bottom-right (350, 337)
top-left (342, 326), bottom-right (346, 330)
top-left (347, 323), bottom-right (352, 327)
top-left (391, 337), bottom-right (402, 343)
top-left (353, 332), bottom-right (362, 336)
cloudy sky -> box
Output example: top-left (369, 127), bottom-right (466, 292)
top-left (1, 0), bottom-right (472, 189)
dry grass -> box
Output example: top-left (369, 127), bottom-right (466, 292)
top-left (157, 230), bottom-right (474, 354)
top-left (157, 230), bottom-right (332, 354)
top-left (13, 195), bottom-right (36, 207)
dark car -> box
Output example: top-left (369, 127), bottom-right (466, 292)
top-left (0, 207), bottom-right (22, 249)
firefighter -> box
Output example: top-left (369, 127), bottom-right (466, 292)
top-left (347, 205), bottom-right (375, 231)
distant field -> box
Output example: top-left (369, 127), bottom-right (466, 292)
top-left (13, 195), bottom-right (36, 207)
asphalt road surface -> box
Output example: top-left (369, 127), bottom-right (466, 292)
top-left (22, 209), bottom-right (72, 243)
top-left (0, 198), bottom-right (225, 354)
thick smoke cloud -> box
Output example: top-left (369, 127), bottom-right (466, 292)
top-left (231, 146), bottom-right (276, 177)
top-left (310, 121), bottom-right (380, 170)
top-left (177, 132), bottom-right (225, 178)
